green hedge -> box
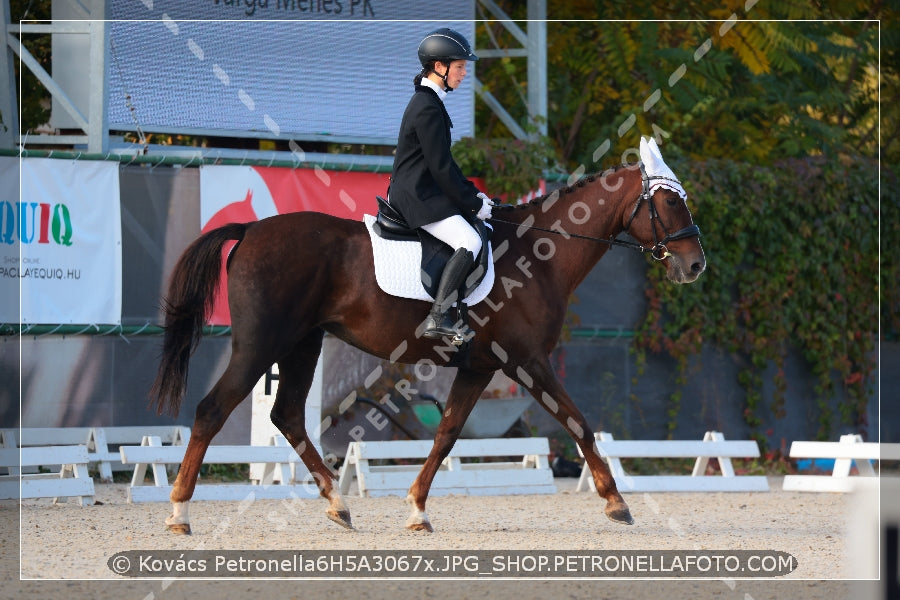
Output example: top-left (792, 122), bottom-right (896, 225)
top-left (633, 156), bottom-right (893, 445)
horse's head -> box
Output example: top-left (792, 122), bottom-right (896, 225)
top-left (625, 137), bottom-right (706, 284)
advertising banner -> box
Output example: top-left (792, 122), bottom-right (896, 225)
top-left (200, 164), bottom-right (388, 324)
top-left (0, 157), bottom-right (122, 324)
top-left (101, 2), bottom-right (476, 143)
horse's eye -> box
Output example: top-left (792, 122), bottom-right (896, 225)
top-left (666, 196), bottom-right (678, 207)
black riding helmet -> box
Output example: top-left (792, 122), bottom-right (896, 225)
top-left (417, 28), bottom-right (478, 91)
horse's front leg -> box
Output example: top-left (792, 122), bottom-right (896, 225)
top-left (510, 358), bottom-right (634, 525)
top-left (405, 368), bottom-right (493, 532)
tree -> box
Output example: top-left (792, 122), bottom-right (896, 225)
top-left (473, 1), bottom-right (888, 168)
top-left (8, 0), bottom-right (51, 134)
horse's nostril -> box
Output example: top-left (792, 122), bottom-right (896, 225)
top-left (691, 262), bottom-right (704, 274)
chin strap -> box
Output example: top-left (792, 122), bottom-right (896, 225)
top-left (418, 64), bottom-right (456, 92)
top-left (434, 65), bottom-right (454, 92)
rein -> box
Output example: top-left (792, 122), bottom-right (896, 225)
top-left (490, 164), bottom-right (700, 261)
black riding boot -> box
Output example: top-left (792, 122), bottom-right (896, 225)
top-left (423, 248), bottom-right (474, 339)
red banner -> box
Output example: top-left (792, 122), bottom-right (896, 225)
top-left (199, 165), bottom-right (389, 324)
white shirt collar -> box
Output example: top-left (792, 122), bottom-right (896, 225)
top-left (420, 77), bottom-right (447, 101)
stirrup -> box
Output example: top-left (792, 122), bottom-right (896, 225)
top-left (450, 327), bottom-right (475, 347)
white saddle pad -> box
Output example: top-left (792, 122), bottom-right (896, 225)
top-left (363, 214), bottom-right (495, 305)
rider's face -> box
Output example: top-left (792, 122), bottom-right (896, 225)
top-left (437, 60), bottom-right (468, 89)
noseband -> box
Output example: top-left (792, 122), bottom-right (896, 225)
top-left (491, 163), bottom-right (701, 259)
top-left (624, 163), bottom-right (701, 260)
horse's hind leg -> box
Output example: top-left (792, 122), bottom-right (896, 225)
top-left (270, 330), bottom-right (353, 530)
top-left (166, 350), bottom-right (270, 534)
top-left (509, 358), bottom-right (634, 525)
top-left (405, 368), bottom-right (493, 532)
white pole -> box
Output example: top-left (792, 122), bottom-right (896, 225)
top-left (87, 0), bottom-right (108, 153)
top-left (249, 356), bottom-right (323, 483)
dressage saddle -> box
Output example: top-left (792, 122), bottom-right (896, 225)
top-left (373, 196), bottom-right (492, 300)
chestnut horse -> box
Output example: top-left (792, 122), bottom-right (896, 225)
top-left (151, 138), bottom-right (704, 534)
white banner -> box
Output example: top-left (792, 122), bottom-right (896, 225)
top-left (0, 157), bottom-right (122, 324)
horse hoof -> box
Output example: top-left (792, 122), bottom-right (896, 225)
top-left (327, 509), bottom-right (354, 530)
top-left (166, 522), bottom-right (192, 535)
top-left (605, 503), bottom-right (634, 525)
top-left (406, 521), bottom-right (434, 533)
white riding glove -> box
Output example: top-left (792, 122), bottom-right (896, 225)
top-left (476, 192), bottom-right (494, 221)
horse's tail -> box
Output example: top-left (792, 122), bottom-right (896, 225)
top-left (149, 222), bottom-right (248, 417)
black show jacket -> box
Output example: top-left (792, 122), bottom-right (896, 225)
top-left (388, 85), bottom-right (482, 228)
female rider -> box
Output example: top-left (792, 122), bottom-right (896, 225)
top-left (387, 28), bottom-right (493, 340)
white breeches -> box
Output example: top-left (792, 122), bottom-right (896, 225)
top-left (421, 214), bottom-right (482, 256)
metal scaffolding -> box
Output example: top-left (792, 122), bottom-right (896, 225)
top-left (3, 0), bottom-right (109, 153)
top-left (474, 0), bottom-right (547, 140)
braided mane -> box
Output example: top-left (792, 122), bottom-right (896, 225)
top-left (492, 163), bottom-right (632, 212)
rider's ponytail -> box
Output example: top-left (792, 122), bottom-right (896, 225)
top-left (414, 62), bottom-right (435, 86)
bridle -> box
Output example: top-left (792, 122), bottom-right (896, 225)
top-left (490, 163), bottom-right (701, 261)
top-left (625, 163), bottom-right (701, 260)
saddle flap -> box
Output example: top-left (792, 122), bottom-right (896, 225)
top-left (419, 220), bottom-right (492, 300)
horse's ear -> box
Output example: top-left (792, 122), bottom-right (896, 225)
top-left (639, 137), bottom-right (650, 163)
top-left (640, 136), bottom-right (663, 168)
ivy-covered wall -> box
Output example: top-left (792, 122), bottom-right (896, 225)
top-left (523, 156), bottom-right (892, 452)
top-left (630, 156), bottom-right (889, 447)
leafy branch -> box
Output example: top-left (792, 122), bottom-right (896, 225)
top-left (452, 132), bottom-right (559, 201)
